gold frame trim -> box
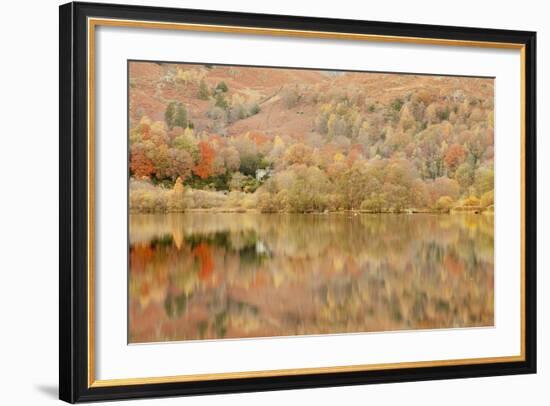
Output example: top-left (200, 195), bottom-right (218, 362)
top-left (87, 17), bottom-right (527, 388)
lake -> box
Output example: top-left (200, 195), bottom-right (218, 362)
top-left (128, 212), bottom-right (494, 343)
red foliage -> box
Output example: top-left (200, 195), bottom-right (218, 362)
top-left (129, 244), bottom-right (154, 274)
top-left (130, 147), bottom-right (155, 178)
top-left (193, 141), bottom-right (215, 179)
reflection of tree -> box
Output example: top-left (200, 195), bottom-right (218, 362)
top-left (129, 212), bottom-right (494, 343)
top-left (193, 243), bottom-right (214, 281)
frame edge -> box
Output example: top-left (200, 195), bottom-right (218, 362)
top-left (59, 1), bottom-right (76, 403)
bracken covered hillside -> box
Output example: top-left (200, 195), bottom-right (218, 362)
top-left (128, 61), bottom-right (494, 213)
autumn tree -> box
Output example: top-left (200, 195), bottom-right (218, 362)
top-left (455, 162), bottom-right (475, 192)
top-left (340, 161), bottom-right (369, 209)
top-left (173, 127), bottom-right (198, 159)
top-left (130, 143), bottom-right (154, 178)
top-left (232, 136), bottom-right (262, 176)
top-left (435, 196), bottom-right (454, 212)
top-left (168, 177), bottom-right (186, 211)
top-left (167, 148), bottom-right (194, 180)
top-left (193, 141), bottom-right (215, 179)
top-left (474, 166), bottom-right (494, 196)
top-left (416, 126), bottom-right (445, 179)
top-left (283, 143), bottom-right (313, 167)
top-left (429, 177), bottom-right (460, 202)
top-left (221, 146), bottom-right (241, 172)
top-left (444, 143), bottom-right (466, 174)
top-left (150, 143), bottom-right (171, 179)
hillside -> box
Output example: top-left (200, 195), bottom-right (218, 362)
top-left (128, 61), bottom-right (494, 213)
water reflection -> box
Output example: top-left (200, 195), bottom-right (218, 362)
top-left (129, 213), bottom-right (494, 343)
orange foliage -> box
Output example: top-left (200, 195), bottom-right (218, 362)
top-left (249, 132), bottom-right (269, 146)
top-left (193, 141), bottom-right (215, 179)
top-left (444, 143), bottom-right (466, 172)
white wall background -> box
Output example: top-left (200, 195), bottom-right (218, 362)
top-left (0, 0), bottom-right (546, 404)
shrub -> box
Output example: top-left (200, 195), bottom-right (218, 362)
top-left (391, 98), bottom-right (403, 112)
top-left (229, 172), bottom-right (247, 191)
top-left (207, 105), bottom-right (225, 120)
top-left (129, 180), bottom-right (170, 212)
top-left (248, 102), bottom-right (261, 115)
top-left (462, 196), bottom-right (481, 207)
top-left (214, 93), bottom-right (228, 109)
top-left (360, 194), bottom-right (387, 213)
top-left (281, 87), bottom-right (300, 109)
top-left (241, 192), bottom-right (258, 209)
top-left (185, 189), bottom-right (227, 209)
top-left (437, 107), bottom-right (450, 121)
top-left (435, 195), bottom-right (454, 212)
top-left (227, 103), bottom-right (247, 123)
top-left (257, 193), bottom-right (280, 213)
top-left (242, 176), bottom-right (260, 193)
top-left (224, 191), bottom-right (246, 208)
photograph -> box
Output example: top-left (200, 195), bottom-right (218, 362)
top-left (0, 0), bottom-right (543, 403)
top-left (55, 2), bottom-right (537, 402)
top-left (128, 61), bottom-right (495, 343)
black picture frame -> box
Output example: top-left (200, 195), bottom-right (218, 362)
top-left (59, 1), bottom-right (537, 403)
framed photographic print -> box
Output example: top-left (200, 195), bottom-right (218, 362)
top-left (59, 1), bottom-right (536, 403)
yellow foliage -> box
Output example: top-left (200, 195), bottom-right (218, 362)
top-left (183, 127), bottom-right (195, 139)
top-left (462, 196), bottom-right (481, 207)
top-left (273, 135), bottom-right (285, 148)
top-left (333, 152), bottom-right (345, 162)
top-left (320, 103), bottom-right (331, 113)
top-left (435, 196), bottom-right (454, 211)
top-left (173, 177), bottom-right (184, 194)
top-left (176, 68), bottom-right (206, 84)
top-left (150, 121), bottom-right (165, 135)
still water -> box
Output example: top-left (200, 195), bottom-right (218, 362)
top-left (129, 212), bottom-right (494, 343)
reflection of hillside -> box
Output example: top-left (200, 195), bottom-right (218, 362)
top-left (129, 213), bottom-right (493, 342)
